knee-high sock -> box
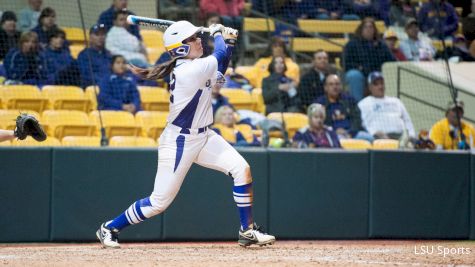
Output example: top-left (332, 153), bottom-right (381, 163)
top-left (106, 197), bottom-right (152, 231)
top-left (233, 183), bottom-right (253, 229)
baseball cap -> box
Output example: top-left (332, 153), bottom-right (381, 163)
top-left (405, 18), bottom-right (418, 29)
top-left (383, 29), bottom-right (398, 40)
top-left (368, 71), bottom-right (384, 84)
top-left (90, 23), bottom-right (106, 34)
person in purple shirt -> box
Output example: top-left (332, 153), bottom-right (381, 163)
top-left (98, 55), bottom-right (141, 113)
top-left (98, 0), bottom-right (142, 40)
top-left (418, 0), bottom-right (458, 39)
top-left (43, 28), bottom-right (80, 86)
top-left (292, 103), bottom-right (341, 149)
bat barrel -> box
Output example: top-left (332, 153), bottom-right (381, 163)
top-left (127, 15), bottom-right (209, 32)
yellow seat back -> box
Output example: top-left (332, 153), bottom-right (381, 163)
top-left (213, 123), bottom-right (237, 144)
top-left (138, 86), bottom-right (169, 111)
top-left (340, 139), bottom-right (372, 150)
top-left (243, 17), bottom-right (275, 31)
top-left (372, 139), bottom-right (399, 150)
top-left (251, 88), bottom-right (265, 114)
top-left (220, 89), bottom-right (254, 110)
top-left (267, 112), bottom-right (308, 139)
top-left (0, 140), bottom-right (11, 146)
top-left (298, 19), bottom-right (385, 34)
top-left (0, 109), bottom-right (41, 130)
top-left (291, 38), bottom-right (347, 53)
top-left (0, 85), bottom-right (47, 112)
top-left (62, 136), bottom-right (101, 147)
top-left (235, 124), bottom-right (255, 143)
top-left (42, 110), bottom-right (94, 139)
top-left (69, 44), bottom-right (85, 59)
top-left (63, 27), bottom-right (87, 44)
top-left (12, 136), bottom-right (61, 147)
top-left (135, 111), bottom-right (168, 140)
top-left (110, 136), bottom-right (157, 147)
top-left (89, 110), bottom-right (140, 138)
top-left (85, 86), bottom-right (99, 111)
top-left (41, 85), bottom-right (90, 111)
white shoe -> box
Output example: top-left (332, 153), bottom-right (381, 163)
top-left (238, 223), bottom-right (275, 247)
top-left (96, 221), bottom-right (120, 248)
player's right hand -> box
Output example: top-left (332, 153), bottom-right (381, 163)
top-left (209, 23), bottom-right (224, 37)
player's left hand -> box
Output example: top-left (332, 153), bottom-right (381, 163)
top-left (14, 113), bottom-right (46, 141)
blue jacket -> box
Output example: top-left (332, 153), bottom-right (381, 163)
top-left (44, 46), bottom-right (76, 84)
top-left (4, 48), bottom-right (48, 85)
top-left (98, 6), bottom-right (142, 40)
top-left (282, 0), bottom-right (318, 24)
top-left (343, 38), bottom-right (395, 76)
top-left (98, 73), bottom-right (141, 111)
top-left (292, 127), bottom-right (341, 148)
top-left (315, 93), bottom-right (363, 136)
top-left (77, 47), bottom-right (112, 87)
top-left (32, 25), bottom-right (70, 50)
top-left (212, 95), bottom-right (233, 115)
top-left (418, 1), bottom-right (458, 38)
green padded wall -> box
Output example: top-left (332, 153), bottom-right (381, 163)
top-left (370, 151), bottom-right (470, 239)
top-left (268, 150), bottom-right (369, 239)
top-left (162, 150), bottom-right (268, 240)
top-left (0, 148), bottom-right (52, 242)
top-left (51, 148), bottom-right (162, 241)
top-left (471, 153), bottom-right (475, 240)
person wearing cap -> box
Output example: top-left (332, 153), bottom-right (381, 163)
top-left (418, 0), bottom-right (458, 39)
top-left (44, 28), bottom-right (80, 86)
top-left (389, 0), bottom-right (417, 27)
top-left (444, 34), bottom-right (475, 62)
top-left (383, 29), bottom-right (406, 61)
top-left (77, 24), bottom-right (112, 88)
top-left (358, 72), bottom-right (416, 140)
top-left (105, 9), bottom-right (148, 68)
top-left (17, 0), bottom-right (42, 32)
top-left (98, 0), bottom-right (142, 40)
top-left (0, 11), bottom-right (21, 61)
top-left (429, 101), bottom-right (474, 150)
top-left (399, 18), bottom-right (435, 61)
top-left (343, 17), bottom-right (395, 102)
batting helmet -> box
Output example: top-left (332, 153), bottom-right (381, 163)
top-left (164, 20), bottom-right (202, 59)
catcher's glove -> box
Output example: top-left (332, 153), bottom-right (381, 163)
top-left (14, 113), bottom-right (47, 142)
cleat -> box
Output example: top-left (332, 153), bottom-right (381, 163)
top-left (238, 223), bottom-right (275, 247)
top-left (96, 221), bottom-right (120, 249)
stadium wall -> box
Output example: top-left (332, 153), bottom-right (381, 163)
top-left (0, 148), bottom-right (473, 242)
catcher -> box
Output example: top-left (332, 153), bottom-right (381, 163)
top-left (0, 114), bottom-right (46, 143)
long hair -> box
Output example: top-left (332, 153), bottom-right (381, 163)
top-left (19, 31), bottom-right (39, 52)
top-left (354, 17), bottom-right (380, 41)
top-left (129, 58), bottom-right (177, 80)
top-left (268, 55), bottom-right (287, 74)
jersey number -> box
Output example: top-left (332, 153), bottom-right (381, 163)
top-left (169, 73), bottom-right (176, 103)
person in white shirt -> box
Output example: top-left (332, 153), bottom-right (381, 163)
top-left (105, 9), bottom-right (148, 67)
top-left (399, 18), bottom-right (436, 61)
top-left (17, 0), bottom-right (42, 32)
top-left (358, 71), bottom-right (416, 139)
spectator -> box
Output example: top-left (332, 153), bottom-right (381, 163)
top-left (399, 19), bottom-right (436, 61)
top-left (430, 101), bottom-right (474, 150)
top-left (262, 56), bottom-right (301, 115)
top-left (383, 29), bottom-right (406, 61)
top-left (298, 50), bottom-right (337, 109)
top-left (98, 0), bottom-right (142, 40)
top-left (212, 74), bottom-right (234, 115)
top-left (4, 31), bottom-right (47, 85)
top-left (105, 9), bottom-right (148, 68)
top-left (17, 0), bottom-right (42, 32)
top-left (418, 0), bottom-right (458, 39)
top-left (281, 0), bottom-right (318, 24)
top-left (343, 17), bottom-right (395, 101)
top-left (315, 74), bottom-right (373, 141)
top-left (444, 34), bottom-right (475, 62)
top-left (77, 24), bottom-right (112, 88)
top-left (358, 72), bottom-right (416, 140)
top-left (342, 0), bottom-right (380, 21)
top-left (254, 37), bottom-right (300, 88)
top-left (32, 7), bottom-right (66, 49)
top-left (44, 28), bottom-right (80, 86)
top-left (213, 105), bottom-right (261, 147)
top-left (98, 55), bottom-right (141, 113)
top-left (292, 103), bottom-right (341, 148)
top-left (462, 0), bottom-right (475, 42)
top-left (200, 0), bottom-right (244, 30)
top-left (0, 11), bottom-right (21, 61)
top-left (316, 0), bottom-right (361, 20)
top-left (389, 0), bottom-right (416, 27)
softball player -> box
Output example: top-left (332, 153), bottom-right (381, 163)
top-left (96, 21), bottom-right (275, 248)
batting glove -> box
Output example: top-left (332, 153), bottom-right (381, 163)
top-left (209, 23), bottom-right (225, 37)
top-left (223, 27), bottom-right (238, 46)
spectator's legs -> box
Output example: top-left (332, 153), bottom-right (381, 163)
top-left (345, 69), bottom-right (365, 101)
top-left (341, 14), bottom-right (360, 20)
top-left (353, 131), bottom-right (374, 142)
top-left (316, 13), bottom-right (330, 20)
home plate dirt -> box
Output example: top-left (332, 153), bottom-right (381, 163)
top-left (1, 240), bottom-right (474, 266)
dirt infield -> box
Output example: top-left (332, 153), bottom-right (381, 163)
top-left (1, 240), bottom-right (474, 266)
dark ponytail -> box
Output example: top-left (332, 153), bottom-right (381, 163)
top-left (129, 58), bottom-right (177, 80)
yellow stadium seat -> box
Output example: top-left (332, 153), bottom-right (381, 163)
top-left (42, 110), bottom-right (95, 139)
top-left (220, 89), bottom-right (254, 110)
top-left (135, 111), bottom-right (168, 140)
top-left (291, 38), bottom-right (347, 53)
top-left (11, 136), bottom-right (61, 147)
top-left (243, 17), bottom-right (275, 31)
top-left (138, 86), bottom-right (169, 111)
top-left (0, 140), bottom-right (11, 146)
top-left (251, 88), bottom-right (265, 114)
top-left (85, 86), bottom-right (99, 111)
top-left (62, 136), bottom-right (101, 147)
top-left (0, 85), bottom-right (48, 112)
top-left (109, 136), bottom-right (157, 147)
top-left (41, 85), bottom-right (91, 111)
top-left (267, 112), bottom-right (308, 139)
top-left (141, 29), bottom-right (164, 49)
top-left (235, 123), bottom-right (255, 143)
top-left (234, 66), bottom-right (257, 88)
top-left (89, 110), bottom-right (140, 138)
top-left (340, 139), bottom-right (372, 150)
top-left (372, 139), bottom-right (399, 150)
top-left (147, 47), bottom-right (167, 65)
top-left (212, 123), bottom-right (237, 143)
top-left (298, 19), bottom-right (385, 34)
top-left (63, 27), bottom-right (87, 44)
top-left (432, 40), bottom-right (453, 52)
top-left (69, 44), bottom-right (85, 59)
top-left (0, 109), bottom-right (41, 130)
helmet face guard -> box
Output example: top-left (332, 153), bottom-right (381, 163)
top-left (166, 43), bottom-right (191, 58)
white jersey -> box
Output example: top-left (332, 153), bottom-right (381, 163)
top-left (167, 56), bottom-right (218, 129)
top-left (358, 96), bottom-right (416, 137)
